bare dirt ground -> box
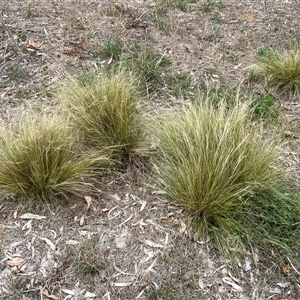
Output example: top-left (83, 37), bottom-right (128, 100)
top-left (1, 1), bottom-right (300, 299)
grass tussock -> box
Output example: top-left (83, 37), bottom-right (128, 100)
top-left (154, 99), bottom-right (280, 250)
top-left (251, 48), bottom-right (300, 94)
top-left (60, 69), bottom-right (147, 162)
top-left (0, 113), bottom-right (104, 201)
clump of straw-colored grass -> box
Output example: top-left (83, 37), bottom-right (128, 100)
top-left (60, 69), bottom-right (146, 162)
top-left (0, 113), bottom-right (108, 201)
top-left (251, 48), bottom-right (300, 94)
top-left (154, 99), bottom-right (279, 250)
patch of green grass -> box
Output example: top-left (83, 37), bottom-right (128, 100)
top-left (211, 25), bottom-right (221, 39)
top-left (151, 6), bottom-right (170, 33)
top-left (151, 0), bottom-right (197, 32)
top-left (0, 113), bottom-right (103, 202)
top-left (68, 15), bottom-right (86, 30)
top-left (250, 48), bottom-right (300, 95)
top-left (257, 46), bottom-right (276, 58)
top-left (222, 50), bottom-right (239, 63)
top-left (193, 86), bottom-right (241, 108)
top-left (5, 278), bottom-right (36, 300)
top-left (173, 0), bottom-right (189, 12)
top-left (202, 0), bottom-right (224, 13)
top-left (42, 88), bottom-right (55, 98)
top-left (35, 86), bottom-right (57, 99)
top-left (154, 98), bottom-right (280, 253)
top-left (25, 3), bottom-right (36, 19)
top-left (237, 187), bottom-right (300, 263)
top-left (1, 65), bottom-right (29, 88)
top-left (60, 69), bottom-right (147, 162)
top-left (69, 237), bottom-right (107, 280)
top-left (251, 93), bottom-right (280, 120)
top-left (102, 36), bottom-right (123, 60)
top-left (123, 43), bottom-right (172, 95)
top-left (76, 69), bottom-right (98, 87)
top-left (230, 186), bottom-right (300, 287)
top-left (146, 276), bottom-right (207, 300)
top-left (165, 72), bottom-right (193, 98)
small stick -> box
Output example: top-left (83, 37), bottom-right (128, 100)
top-left (264, 87), bottom-right (280, 101)
top-left (0, 19), bottom-right (24, 58)
top-left (286, 256), bottom-right (300, 276)
top-left (264, 0), bottom-right (268, 14)
top-left (0, 18), bottom-right (27, 75)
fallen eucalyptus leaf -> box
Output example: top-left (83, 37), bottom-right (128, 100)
top-left (66, 240), bottom-right (80, 245)
top-left (222, 277), bottom-right (243, 291)
top-left (84, 196), bottom-right (92, 210)
top-left (7, 257), bottom-right (24, 267)
top-left (140, 200), bottom-right (147, 212)
top-left (19, 213), bottom-right (46, 220)
top-left (80, 214), bottom-right (85, 226)
top-left (61, 289), bottom-right (76, 295)
top-left (114, 282), bottom-right (132, 287)
top-left (144, 240), bottom-right (164, 248)
top-left (38, 237), bottom-right (55, 251)
top-left (42, 288), bottom-right (60, 300)
top-left (85, 291), bottom-right (96, 298)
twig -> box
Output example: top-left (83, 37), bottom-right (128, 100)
top-left (0, 18), bottom-right (27, 76)
top-left (126, 10), bottom-right (147, 29)
top-left (0, 18), bottom-right (24, 58)
top-left (286, 256), bottom-right (300, 275)
top-left (132, 10), bottom-right (147, 24)
top-left (264, 0), bottom-right (268, 14)
top-left (264, 87), bottom-right (280, 101)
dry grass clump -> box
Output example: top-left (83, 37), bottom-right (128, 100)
top-left (60, 69), bottom-right (146, 162)
top-left (154, 99), bottom-right (279, 249)
top-left (251, 48), bottom-right (300, 95)
top-left (0, 113), bottom-right (106, 201)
